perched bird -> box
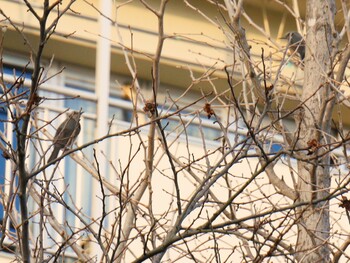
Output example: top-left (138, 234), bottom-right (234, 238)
top-left (281, 32), bottom-right (305, 60)
top-left (48, 111), bottom-right (82, 164)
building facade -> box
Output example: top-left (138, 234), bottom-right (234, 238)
top-left (0, 0), bottom-right (349, 262)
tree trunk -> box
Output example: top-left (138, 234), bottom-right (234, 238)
top-left (295, 0), bottom-right (335, 261)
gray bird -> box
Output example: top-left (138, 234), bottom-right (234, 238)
top-left (281, 32), bottom-right (305, 60)
top-left (48, 111), bottom-right (82, 164)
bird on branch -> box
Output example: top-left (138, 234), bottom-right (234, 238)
top-left (48, 111), bottom-right (82, 164)
top-left (281, 31), bottom-right (305, 60)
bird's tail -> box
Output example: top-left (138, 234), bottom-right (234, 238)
top-left (48, 147), bottom-right (60, 164)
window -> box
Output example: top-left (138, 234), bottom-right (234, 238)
top-left (109, 104), bottom-right (133, 122)
top-left (109, 82), bottom-right (136, 123)
top-left (2, 65), bottom-right (32, 100)
top-left (64, 84), bottom-right (97, 114)
top-left (160, 107), bottom-right (221, 142)
top-left (0, 108), bottom-right (7, 223)
top-left (0, 64), bottom-right (30, 245)
top-left (64, 117), bottom-right (95, 225)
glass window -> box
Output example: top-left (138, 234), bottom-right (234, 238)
top-left (187, 123), bottom-right (221, 141)
top-left (2, 65), bottom-right (32, 99)
top-left (161, 114), bottom-right (221, 141)
top-left (0, 108), bottom-right (7, 222)
top-left (64, 84), bottom-right (97, 114)
top-left (271, 142), bottom-right (283, 153)
top-left (64, 96), bottom-right (96, 114)
top-left (108, 85), bottom-right (135, 122)
top-left (63, 116), bottom-right (95, 231)
top-left (109, 105), bottom-right (133, 122)
top-left (2, 65), bottom-right (32, 80)
top-left (265, 140), bottom-right (283, 153)
top-left (0, 108), bottom-right (20, 241)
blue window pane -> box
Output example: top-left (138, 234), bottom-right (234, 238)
top-left (187, 124), bottom-right (221, 141)
top-left (0, 109), bottom-right (6, 220)
top-left (79, 118), bottom-right (94, 217)
top-left (63, 118), bottom-right (94, 231)
top-left (2, 65), bottom-right (32, 97)
top-left (64, 157), bottom-right (78, 235)
top-left (265, 140), bottom-right (283, 153)
top-left (161, 119), bottom-right (179, 132)
top-left (0, 108), bottom-right (18, 235)
top-left (271, 143), bottom-right (283, 153)
top-left (3, 65), bottom-right (32, 80)
top-left (109, 105), bottom-right (133, 122)
top-left (64, 84), bottom-right (96, 114)
top-left (162, 118), bottom-right (221, 141)
top-left (64, 98), bottom-right (96, 114)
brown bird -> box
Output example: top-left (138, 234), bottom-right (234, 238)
top-left (48, 111), bottom-right (82, 164)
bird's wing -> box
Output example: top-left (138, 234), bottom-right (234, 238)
top-left (53, 119), bottom-right (74, 147)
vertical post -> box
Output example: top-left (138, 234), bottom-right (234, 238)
top-left (93, 0), bottom-right (111, 259)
